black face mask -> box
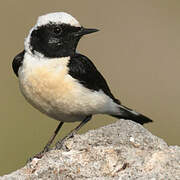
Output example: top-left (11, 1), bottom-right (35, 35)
top-left (30, 23), bottom-right (98, 58)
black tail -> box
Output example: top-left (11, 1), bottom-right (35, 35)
top-left (111, 105), bottom-right (153, 125)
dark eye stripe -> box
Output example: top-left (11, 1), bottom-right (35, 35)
top-left (30, 23), bottom-right (82, 58)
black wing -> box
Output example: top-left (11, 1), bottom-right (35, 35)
top-left (68, 53), bottom-right (120, 104)
top-left (12, 50), bottom-right (25, 77)
top-left (69, 53), bottom-right (153, 125)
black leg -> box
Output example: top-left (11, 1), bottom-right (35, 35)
top-left (42, 121), bottom-right (64, 153)
top-left (55, 115), bottom-right (92, 149)
top-left (29, 121), bottom-right (64, 160)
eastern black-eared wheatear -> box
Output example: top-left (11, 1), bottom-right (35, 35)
top-left (12, 12), bottom-right (153, 158)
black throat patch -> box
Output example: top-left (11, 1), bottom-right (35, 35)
top-left (30, 23), bottom-right (81, 58)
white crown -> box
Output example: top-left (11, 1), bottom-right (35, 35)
top-left (36, 12), bottom-right (81, 27)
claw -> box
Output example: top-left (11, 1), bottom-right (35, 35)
top-left (26, 150), bottom-right (47, 163)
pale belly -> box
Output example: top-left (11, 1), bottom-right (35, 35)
top-left (18, 56), bottom-right (117, 122)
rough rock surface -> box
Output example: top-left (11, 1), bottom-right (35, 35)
top-left (1, 120), bottom-right (180, 180)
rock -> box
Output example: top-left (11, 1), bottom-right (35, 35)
top-left (1, 120), bottom-right (180, 179)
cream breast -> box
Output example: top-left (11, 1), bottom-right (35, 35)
top-left (18, 53), bottom-right (119, 122)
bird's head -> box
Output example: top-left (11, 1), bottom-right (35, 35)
top-left (25, 12), bottom-right (99, 58)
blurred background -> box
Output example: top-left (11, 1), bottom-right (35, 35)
top-left (0, 0), bottom-right (180, 176)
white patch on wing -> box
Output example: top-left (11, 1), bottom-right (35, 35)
top-left (18, 53), bottom-right (119, 122)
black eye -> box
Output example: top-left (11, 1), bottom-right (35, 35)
top-left (53, 27), bottom-right (62, 35)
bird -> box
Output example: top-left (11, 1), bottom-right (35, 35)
top-left (12, 12), bottom-right (153, 159)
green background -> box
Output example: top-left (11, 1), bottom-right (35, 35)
top-left (0, 0), bottom-right (180, 176)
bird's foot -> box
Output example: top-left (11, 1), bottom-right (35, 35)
top-left (55, 131), bottom-right (75, 150)
top-left (55, 116), bottom-right (92, 150)
top-left (27, 146), bottom-right (51, 163)
top-left (27, 152), bottom-right (44, 163)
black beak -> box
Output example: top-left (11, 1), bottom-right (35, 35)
top-left (75, 27), bottom-right (99, 37)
